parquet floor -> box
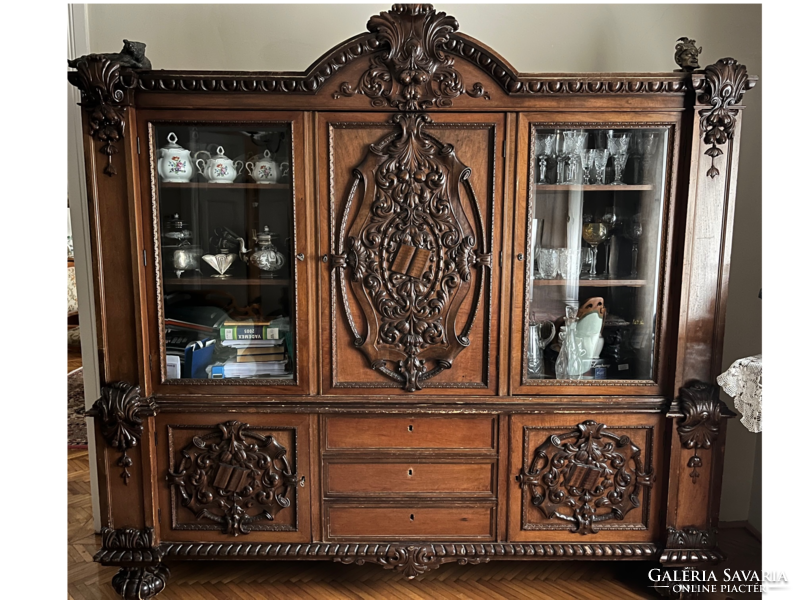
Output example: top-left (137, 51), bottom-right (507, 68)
top-left (68, 449), bottom-right (760, 599)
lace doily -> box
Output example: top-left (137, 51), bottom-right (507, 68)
top-left (717, 354), bottom-right (762, 433)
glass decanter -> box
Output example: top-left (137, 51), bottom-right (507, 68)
top-left (555, 305), bottom-right (586, 380)
top-left (249, 226), bottom-right (286, 277)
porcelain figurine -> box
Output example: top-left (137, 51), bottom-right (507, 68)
top-left (157, 133), bottom-right (194, 183)
top-left (196, 146), bottom-right (243, 184)
top-left (576, 297), bottom-right (606, 371)
top-left (245, 150), bottom-right (289, 184)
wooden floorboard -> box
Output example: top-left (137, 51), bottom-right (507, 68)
top-left (68, 449), bottom-right (761, 599)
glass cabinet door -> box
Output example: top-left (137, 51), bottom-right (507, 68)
top-left (147, 119), bottom-right (305, 389)
top-left (516, 123), bottom-right (673, 392)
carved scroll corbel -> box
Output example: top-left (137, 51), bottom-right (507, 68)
top-left (88, 382), bottom-right (155, 484)
top-left (672, 380), bottom-right (735, 483)
top-left (694, 58), bottom-right (756, 178)
top-left (68, 54), bottom-right (139, 177)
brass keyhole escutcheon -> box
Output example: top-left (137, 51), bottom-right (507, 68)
top-left (408, 468), bottom-right (413, 476)
top-left (410, 514), bottom-right (415, 521)
top-left (408, 425), bottom-right (413, 432)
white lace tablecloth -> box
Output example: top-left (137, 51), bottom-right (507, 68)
top-left (717, 354), bottom-right (762, 433)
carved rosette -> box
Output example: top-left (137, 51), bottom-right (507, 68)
top-left (88, 382), bottom-right (152, 484)
top-left (68, 55), bottom-right (138, 177)
top-left (694, 58), bottom-right (756, 178)
top-left (336, 544), bottom-right (446, 578)
top-left (168, 421), bottom-right (297, 536)
top-left (335, 4), bottom-right (488, 109)
top-left (332, 113), bottom-right (491, 391)
top-left (675, 381), bottom-right (735, 483)
top-left (519, 421), bottom-right (654, 535)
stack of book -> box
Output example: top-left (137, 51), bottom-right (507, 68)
top-left (214, 319), bottom-right (288, 378)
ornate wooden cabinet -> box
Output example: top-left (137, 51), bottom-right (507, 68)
top-left (69, 4), bottom-right (756, 597)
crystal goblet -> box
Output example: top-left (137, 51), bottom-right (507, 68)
top-left (535, 134), bottom-right (555, 184)
top-left (641, 132), bottom-right (658, 184)
top-left (623, 216), bottom-right (643, 278)
top-left (593, 149), bottom-right (610, 184)
top-left (569, 132), bottom-right (588, 183)
top-left (581, 223), bottom-right (609, 279)
top-left (580, 149), bottom-right (595, 184)
top-left (555, 131), bottom-right (575, 184)
top-left (601, 207), bottom-right (618, 276)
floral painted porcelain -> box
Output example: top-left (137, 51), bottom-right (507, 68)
top-left (157, 132), bottom-right (194, 183)
top-left (246, 150), bottom-right (290, 184)
top-left (196, 146), bottom-right (243, 184)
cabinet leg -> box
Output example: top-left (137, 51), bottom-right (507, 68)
top-left (111, 564), bottom-right (170, 599)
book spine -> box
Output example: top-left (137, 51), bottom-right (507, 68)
top-left (220, 326), bottom-right (272, 340)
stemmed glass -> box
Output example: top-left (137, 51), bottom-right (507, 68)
top-left (535, 134), bottom-right (555, 184)
top-left (580, 149), bottom-right (595, 184)
top-left (555, 131), bottom-right (574, 184)
top-left (593, 149), bottom-right (610, 184)
top-left (641, 132), bottom-right (657, 184)
top-left (601, 207), bottom-right (618, 276)
top-left (608, 133), bottom-right (630, 185)
top-left (581, 222), bottom-right (609, 279)
top-left (569, 132), bottom-right (588, 183)
top-left (623, 215), bottom-right (643, 278)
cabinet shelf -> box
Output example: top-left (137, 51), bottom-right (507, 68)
top-left (161, 182), bottom-right (291, 190)
top-left (165, 277), bottom-right (291, 286)
top-left (533, 278), bottom-right (646, 287)
top-left (534, 184), bottom-right (654, 192)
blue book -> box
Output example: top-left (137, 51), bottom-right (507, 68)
top-left (184, 338), bottom-right (216, 379)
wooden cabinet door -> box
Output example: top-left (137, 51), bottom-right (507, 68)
top-left (155, 412), bottom-right (311, 543)
top-left (318, 112), bottom-right (504, 395)
top-left (509, 413), bottom-right (664, 543)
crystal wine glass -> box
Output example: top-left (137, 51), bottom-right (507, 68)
top-left (601, 207), bottom-right (618, 276)
top-left (580, 149), bottom-right (595, 184)
top-left (623, 216), bottom-right (643, 278)
top-left (570, 132), bottom-right (588, 183)
top-left (641, 132), bottom-right (657, 184)
top-left (582, 222), bottom-right (609, 279)
top-left (555, 131), bottom-right (574, 184)
top-left (608, 133), bottom-right (631, 185)
top-left (535, 134), bottom-right (555, 184)
top-left (593, 149), bottom-right (610, 184)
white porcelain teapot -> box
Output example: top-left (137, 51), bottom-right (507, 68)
top-left (157, 132), bottom-right (194, 183)
top-left (195, 146), bottom-right (243, 184)
top-left (246, 150), bottom-right (289, 184)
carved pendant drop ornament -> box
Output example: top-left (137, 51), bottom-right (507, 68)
top-left (333, 112), bottom-right (490, 391)
top-left (168, 421), bottom-right (297, 536)
top-left (519, 421), bottom-right (654, 535)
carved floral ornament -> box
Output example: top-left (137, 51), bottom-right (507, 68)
top-left (332, 112), bottom-right (491, 391)
top-left (168, 420), bottom-right (298, 536)
top-left (675, 380), bottom-right (734, 483)
top-left (335, 3), bottom-right (488, 109)
top-left (694, 57), bottom-right (757, 178)
top-left (519, 420), bottom-right (654, 535)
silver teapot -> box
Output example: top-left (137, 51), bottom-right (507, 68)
top-left (249, 226), bottom-right (286, 277)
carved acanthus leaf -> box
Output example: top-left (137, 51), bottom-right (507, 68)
top-left (67, 55), bottom-right (138, 177)
top-left (694, 58), bottom-right (756, 178)
top-left (334, 4), bottom-right (489, 109)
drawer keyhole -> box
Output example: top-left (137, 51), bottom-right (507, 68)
top-left (408, 469), bottom-right (413, 476)
top-left (410, 514), bottom-right (415, 521)
top-left (408, 425), bottom-right (413, 432)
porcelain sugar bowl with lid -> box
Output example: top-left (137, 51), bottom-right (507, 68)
top-left (195, 146), bottom-right (243, 184)
top-left (246, 150), bottom-right (290, 184)
top-left (157, 132), bottom-right (194, 183)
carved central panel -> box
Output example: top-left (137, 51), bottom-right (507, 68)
top-left (333, 113), bottom-right (490, 391)
top-left (168, 421), bottom-right (297, 536)
top-left (519, 421), bottom-right (654, 535)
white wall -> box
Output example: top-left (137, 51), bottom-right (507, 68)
top-left (83, 3), bottom-right (762, 527)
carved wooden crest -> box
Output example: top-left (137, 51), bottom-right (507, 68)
top-left (168, 421), bottom-right (297, 536)
top-left (335, 3), bottom-right (488, 109)
top-left (519, 421), bottom-right (654, 535)
top-left (332, 113), bottom-right (491, 391)
top-left (694, 57), bottom-right (756, 178)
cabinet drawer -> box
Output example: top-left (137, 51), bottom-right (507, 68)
top-left (325, 415), bottom-right (496, 451)
top-left (327, 505), bottom-right (495, 540)
top-left (325, 461), bottom-right (495, 497)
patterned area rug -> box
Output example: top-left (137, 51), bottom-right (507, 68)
top-left (68, 367), bottom-right (88, 448)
